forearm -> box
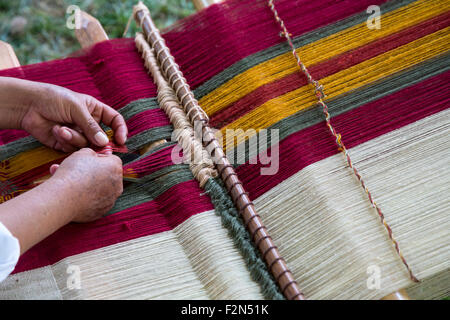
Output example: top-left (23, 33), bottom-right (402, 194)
top-left (0, 177), bottom-right (76, 254)
top-left (0, 77), bottom-right (45, 130)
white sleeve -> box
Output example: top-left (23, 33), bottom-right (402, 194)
top-left (0, 221), bottom-right (20, 282)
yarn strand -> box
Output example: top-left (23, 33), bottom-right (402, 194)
top-left (268, 0), bottom-right (419, 283)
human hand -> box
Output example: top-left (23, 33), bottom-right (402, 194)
top-left (19, 81), bottom-right (127, 152)
top-left (49, 148), bottom-right (123, 222)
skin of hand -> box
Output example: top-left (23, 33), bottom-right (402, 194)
top-left (0, 77), bottom-right (128, 256)
top-left (0, 76), bottom-right (128, 151)
top-left (0, 148), bottom-right (123, 254)
top-left (51, 148), bottom-right (124, 222)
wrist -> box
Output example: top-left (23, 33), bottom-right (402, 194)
top-left (0, 78), bottom-right (32, 129)
top-left (41, 175), bottom-right (79, 224)
top-left (0, 77), bottom-right (51, 130)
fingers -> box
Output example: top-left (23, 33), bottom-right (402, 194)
top-left (70, 103), bottom-right (110, 147)
top-left (97, 149), bottom-right (113, 156)
top-left (52, 125), bottom-right (89, 150)
top-left (62, 94), bottom-right (128, 147)
top-left (95, 100), bottom-right (128, 145)
top-left (51, 125), bottom-right (77, 153)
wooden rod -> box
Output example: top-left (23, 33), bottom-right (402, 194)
top-left (0, 40), bottom-right (20, 70)
top-left (74, 11), bottom-right (108, 48)
top-left (134, 2), bottom-right (304, 300)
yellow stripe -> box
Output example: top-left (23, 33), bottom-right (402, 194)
top-left (0, 147), bottom-right (64, 181)
top-left (221, 28), bottom-right (450, 151)
top-left (1, 130), bottom-right (114, 180)
top-left (199, 0), bottom-right (449, 116)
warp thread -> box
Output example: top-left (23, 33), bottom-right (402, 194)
top-left (267, 0), bottom-right (419, 283)
top-left (133, 1), bottom-right (304, 300)
top-left (135, 31), bottom-right (284, 298)
top-left (135, 32), bottom-right (217, 187)
top-left (204, 177), bottom-right (285, 300)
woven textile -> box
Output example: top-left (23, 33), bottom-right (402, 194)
top-left (0, 0), bottom-right (449, 299)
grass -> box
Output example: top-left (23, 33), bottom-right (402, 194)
top-left (0, 0), bottom-right (195, 64)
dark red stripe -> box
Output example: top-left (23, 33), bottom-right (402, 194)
top-left (0, 39), bottom-right (156, 109)
top-left (209, 11), bottom-right (450, 128)
top-left (0, 129), bottom-right (29, 146)
top-left (13, 179), bottom-right (213, 273)
top-left (124, 145), bottom-right (179, 177)
top-left (236, 71), bottom-right (450, 199)
top-left (125, 108), bottom-right (171, 136)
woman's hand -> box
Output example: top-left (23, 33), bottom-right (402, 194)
top-left (0, 78), bottom-right (127, 256)
top-left (21, 82), bottom-right (128, 152)
top-left (49, 148), bottom-right (124, 222)
top-left (0, 77), bottom-right (128, 152)
top-left (0, 148), bottom-right (124, 254)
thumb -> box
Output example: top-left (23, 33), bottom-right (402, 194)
top-left (72, 107), bottom-right (109, 147)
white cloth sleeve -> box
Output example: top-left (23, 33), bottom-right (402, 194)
top-left (0, 221), bottom-right (20, 282)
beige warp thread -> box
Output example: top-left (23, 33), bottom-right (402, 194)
top-left (133, 2), bottom-right (210, 126)
top-left (135, 32), bottom-right (217, 187)
top-left (0, 211), bottom-right (265, 299)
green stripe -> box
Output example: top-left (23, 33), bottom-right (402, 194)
top-left (118, 97), bottom-right (159, 119)
top-left (123, 140), bottom-right (176, 165)
top-left (204, 177), bottom-right (284, 300)
top-left (0, 136), bottom-right (42, 162)
top-left (124, 126), bottom-right (172, 152)
top-left (108, 164), bottom-right (193, 215)
top-left (0, 117), bottom-right (172, 162)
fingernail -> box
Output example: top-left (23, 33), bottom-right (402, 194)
top-left (60, 128), bottom-right (72, 141)
top-left (94, 132), bottom-right (109, 145)
top-left (49, 164), bottom-right (59, 175)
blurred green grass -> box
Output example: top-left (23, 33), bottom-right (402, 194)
top-left (0, 0), bottom-right (195, 64)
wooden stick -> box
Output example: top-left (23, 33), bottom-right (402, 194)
top-left (74, 11), bottom-right (108, 48)
top-left (189, 0), bottom-right (413, 301)
top-left (0, 40), bottom-right (20, 69)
